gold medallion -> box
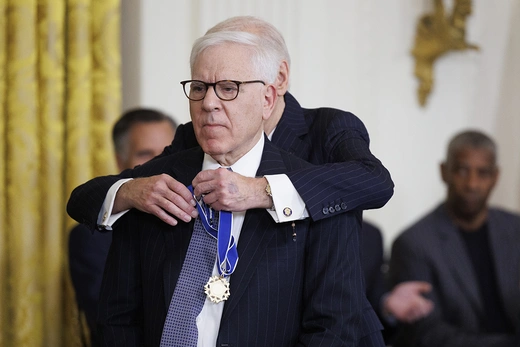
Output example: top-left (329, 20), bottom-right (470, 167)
top-left (204, 275), bottom-right (230, 303)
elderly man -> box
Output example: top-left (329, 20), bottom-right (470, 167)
top-left (97, 30), bottom-right (367, 346)
top-left (389, 130), bottom-right (520, 347)
top-left (67, 16), bottom-right (393, 231)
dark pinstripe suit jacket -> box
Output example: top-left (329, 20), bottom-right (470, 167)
top-left (98, 140), bottom-right (366, 346)
top-left (67, 92), bottom-right (393, 229)
top-left (389, 204), bottom-right (520, 347)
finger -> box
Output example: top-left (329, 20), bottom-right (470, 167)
top-left (164, 178), bottom-right (197, 207)
top-left (201, 190), bottom-right (219, 205)
top-left (193, 180), bottom-right (216, 198)
top-left (192, 169), bottom-right (218, 187)
top-left (149, 205), bottom-right (179, 226)
top-left (159, 193), bottom-right (198, 222)
top-left (415, 281), bottom-right (432, 293)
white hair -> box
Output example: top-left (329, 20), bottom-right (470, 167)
top-left (205, 16), bottom-right (291, 69)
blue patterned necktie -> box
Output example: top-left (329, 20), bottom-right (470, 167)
top-left (160, 214), bottom-right (218, 347)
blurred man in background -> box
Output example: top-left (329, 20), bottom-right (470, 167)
top-left (389, 130), bottom-right (520, 347)
top-left (68, 108), bottom-right (176, 346)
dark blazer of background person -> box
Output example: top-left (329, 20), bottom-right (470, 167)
top-left (68, 108), bottom-right (175, 346)
top-left (389, 204), bottom-right (520, 347)
top-left (362, 221), bottom-right (386, 312)
top-left (67, 91), bottom-right (394, 230)
top-left (362, 221), bottom-right (402, 345)
top-left (98, 139), bottom-right (366, 347)
top-left (68, 225), bottom-right (111, 346)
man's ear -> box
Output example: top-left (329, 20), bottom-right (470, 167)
top-left (275, 60), bottom-right (289, 96)
top-left (116, 154), bottom-right (126, 172)
top-left (262, 84), bottom-right (278, 121)
top-left (440, 162), bottom-right (448, 183)
top-left (490, 166), bottom-right (499, 188)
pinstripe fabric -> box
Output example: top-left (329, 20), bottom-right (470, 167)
top-left (98, 140), bottom-right (369, 346)
top-left (389, 204), bottom-right (520, 347)
top-left (67, 92), bottom-right (393, 229)
top-left (272, 94), bottom-right (393, 222)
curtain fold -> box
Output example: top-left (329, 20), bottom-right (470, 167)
top-left (1, 0), bottom-right (120, 345)
top-left (0, 1), bottom-right (7, 346)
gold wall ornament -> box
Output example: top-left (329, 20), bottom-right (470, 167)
top-left (412, 0), bottom-right (479, 106)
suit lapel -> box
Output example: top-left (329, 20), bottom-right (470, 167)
top-left (487, 210), bottom-right (520, 326)
top-left (436, 206), bottom-right (483, 313)
top-left (271, 92), bottom-right (310, 159)
top-left (220, 209), bottom-right (277, 321)
top-left (161, 147), bottom-right (204, 309)
top-left (221, 140), bottom-right (289, 321)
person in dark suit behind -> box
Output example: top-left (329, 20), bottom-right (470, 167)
top-left (68, 108), bottom-right (176, 346)
top-left (362, 221), bottom-right (386, 311)
top-left (361, 220), bottom-right (433, 345)
top-left (96, 29), bottom-right (369, 346)
top-left (68, 16), bottom-right (393, 346)
top-left (389, 130), bottom-right (520, 347)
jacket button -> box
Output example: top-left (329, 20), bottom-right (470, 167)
top-left (341, 202), bottom-right (348, 210)
top-left (328, 206), bottom-right (335, 213)
top-left (334, 204), bottom-right (341, 211)
top-left (322, 207), bottom-right (329, 215)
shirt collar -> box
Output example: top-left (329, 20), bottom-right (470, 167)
top-left (202, 135), bottom-right (264, 178)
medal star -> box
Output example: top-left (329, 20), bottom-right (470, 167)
top-left (204, 275), bottom-right (230, 303)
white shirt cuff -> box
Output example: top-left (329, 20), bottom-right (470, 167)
top-left (264, 174), bottom-right (308, 223)
top-left (97, 178), bottom-right (133, 230)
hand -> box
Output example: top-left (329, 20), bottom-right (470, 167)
top-left (114, 174), bottom-right (198, 226)
top-left (192, 168), bottom-right (271, 211)
top-left (384, 281), bottom-right (434, 323)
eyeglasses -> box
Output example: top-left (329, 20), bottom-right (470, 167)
top-left (180, 80), bottom-right (265, 101)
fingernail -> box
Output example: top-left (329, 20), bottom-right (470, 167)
top-left (191, 199), bottom-right (196, 206)
top-left (191, 210), bottom-right (199, 218)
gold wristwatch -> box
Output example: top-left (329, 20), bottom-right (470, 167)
top-left (264, 178), bottom-right (274, 210)
top-left (265, 180), bottom-right (272, 197)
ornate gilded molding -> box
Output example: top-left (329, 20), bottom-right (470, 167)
top-left (412, 0), bottom-right (479, 106)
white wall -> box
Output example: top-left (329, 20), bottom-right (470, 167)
top-left (121, 0), bottom-right (520, 253)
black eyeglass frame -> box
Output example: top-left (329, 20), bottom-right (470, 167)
top-left (180, 79), bottom-right (266, 101)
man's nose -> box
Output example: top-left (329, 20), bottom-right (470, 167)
top-left (465, 170), bottom-right (480, 190)
top-left (202, 85), bottom-right (221, 110)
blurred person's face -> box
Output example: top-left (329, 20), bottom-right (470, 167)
top-left (189, 43), bottom-right (276, 166)
top-left (441, 146), bottom-right (498, 222)
top-left (117, 120), bottom-right (175, 170)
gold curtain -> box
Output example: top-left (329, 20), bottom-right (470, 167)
top-left (0, 0), bottom-right (120, 346)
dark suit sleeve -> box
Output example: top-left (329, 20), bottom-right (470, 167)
top-left (298, 211), bottom-right (365, 346)
top-left (97, 214), bottom-right (143, 347)
top-left (389, 233), bottom-right (520, 347)
top-left (285, 109), bottom-right (394, 221)
top-left (66, 123), bottom-right (196, 230)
